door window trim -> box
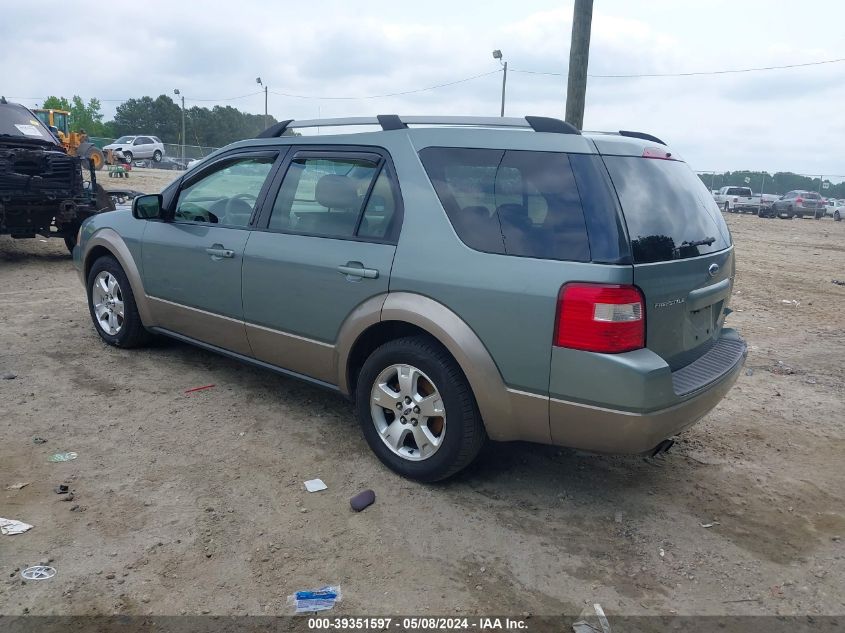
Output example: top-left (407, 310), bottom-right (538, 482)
top-left (253, 145), bottom-right (404, 245)
top-left (166, 148), bottom-right (288, 229)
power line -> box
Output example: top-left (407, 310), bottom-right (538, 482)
top-left (6, 70), bottom-right (500, 106)
top-left (269, 69), bottom-right (501, 100)
top-left (13, 53), bottom-right (841, 108)
top-left (513, 56), bottom-right (845, 78)
top-left (7, 91), bottom-right (267, 104)
top-left (186, 91), bottom-right (265, 102)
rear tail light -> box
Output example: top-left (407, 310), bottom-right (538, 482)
top-left (555, 283), bottom-right (645, 353)
top-left (796, 197), bottom-right (803, 204)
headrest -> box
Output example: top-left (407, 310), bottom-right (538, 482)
top-left (315, 174), bottom-right (359, 210)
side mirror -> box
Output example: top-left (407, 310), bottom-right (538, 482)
top-left (132, 194), bottom-right (164, 220)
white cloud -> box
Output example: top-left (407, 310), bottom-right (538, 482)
top-left (2, 0), bottom-right (843, 174)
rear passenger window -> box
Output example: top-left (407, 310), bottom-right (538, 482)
top-left (269, 156), bottom-right (379, 238)
top-left (358, 168), bottom-right (398, 239)
top-left (418, 147), bottom-right (591, 261)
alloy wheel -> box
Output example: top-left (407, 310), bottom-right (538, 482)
top-left (91, 271), bottom-right (125, 335)
top-left (370, 364), bottom-right (446, 461)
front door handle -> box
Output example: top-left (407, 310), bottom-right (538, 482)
top-left (337, 262), bottom-right (379, 279)
top-left (206, 244), bottom-right (235, 260)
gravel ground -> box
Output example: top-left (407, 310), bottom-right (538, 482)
top-left (0, 211), bottom-right (843, 618)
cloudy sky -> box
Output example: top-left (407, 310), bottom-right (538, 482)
top-left (3, 0), bottom-right (843, 176)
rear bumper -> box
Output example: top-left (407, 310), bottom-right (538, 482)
top-left (548, 330), bottom-right (746, 454)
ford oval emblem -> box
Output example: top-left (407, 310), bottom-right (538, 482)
top-left (708, 263), bottom-right (720, 277)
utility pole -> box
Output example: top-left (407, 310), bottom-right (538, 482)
top-left (256, 77), bottom-right (268, 130)
top-left (173, 89), bottom-right (185, 165)
top-left (492, 50), bottom-right (507, 117)
top-left (565, 0), bottom-right (593, 130)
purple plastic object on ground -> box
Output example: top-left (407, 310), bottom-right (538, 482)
top-left (350, 489), bottom-right (375, 512)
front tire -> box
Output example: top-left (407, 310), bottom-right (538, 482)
top-left (122, 151), bottom-right (133, 164)
top-left (86, 256), bottom-right (149, 348)
top-left (355, 336), bottom-right (486, 482)
top-left (836, 210), bottom-right (841, 222)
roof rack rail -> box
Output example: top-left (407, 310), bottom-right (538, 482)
top-left (255, 115), bottom-right (581, 138)
top-left (618, 130), bottom-right (666, 145)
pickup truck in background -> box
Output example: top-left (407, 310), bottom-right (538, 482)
top-left (713, 186), bottom-right (759, 213)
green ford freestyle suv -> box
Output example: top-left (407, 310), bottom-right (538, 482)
top-left (74, 115), bottom-right (746, 482)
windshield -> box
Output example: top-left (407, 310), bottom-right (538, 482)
top-left (0, 103), bottom-right (56, 142)
top-left (114, 136), bottom-right (135, 144)
top-left (604, 156), bottom-right (731, 264)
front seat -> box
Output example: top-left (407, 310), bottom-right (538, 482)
top-left (306, 174), bottom-right (361, 236)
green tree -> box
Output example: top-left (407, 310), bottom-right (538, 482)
top-left (42, 95), bottom-right (113, 137)
top-left (112, 95), bottom-right (181, 143)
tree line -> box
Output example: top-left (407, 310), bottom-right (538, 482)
top-left (41, 94), bottom-right (278, 148)
top-left (698, 171), bottom-right (844, 199)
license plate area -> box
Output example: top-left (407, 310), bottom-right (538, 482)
top-left (685, 305), bottom-right (715, 347)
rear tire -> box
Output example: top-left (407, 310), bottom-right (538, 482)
top-left (86, 256), bottom-right (150, 348)
top-left (355, 335), bottom-right (486, 482)
top-left (86, 147), bottom-right (105, 171)
top-left (153, 150), bottom-right (162, 162)
top-left (835, 210), bottom-right (841, 222)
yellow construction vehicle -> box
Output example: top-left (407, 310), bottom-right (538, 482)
top-left (33, 108), bottom-right (107, 170)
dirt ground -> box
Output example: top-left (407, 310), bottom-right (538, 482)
top-left (1, 204), bottom-right (843, 619)
top-left (95, 166), bottom-right (180, 196)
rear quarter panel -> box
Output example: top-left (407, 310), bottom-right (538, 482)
top-left (383, 135), bottom-right (632, 396)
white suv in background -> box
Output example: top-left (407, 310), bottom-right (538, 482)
top-left (103, 135), bottom-right (165, 163)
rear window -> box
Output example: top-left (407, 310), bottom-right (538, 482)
top-left (603, 156), bottom-right (731, 264)
top-left (418, 148), bottom-right (591, 262)
top-left (725, 187), bottom-right (752, 196)
top-left (804, 192), bottom-right (821, 200)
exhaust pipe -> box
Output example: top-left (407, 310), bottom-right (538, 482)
top-left (651, 439), bottom-right (675, 457)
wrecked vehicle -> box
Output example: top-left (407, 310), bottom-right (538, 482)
top-left (0, 97), bottom-right (113, 252)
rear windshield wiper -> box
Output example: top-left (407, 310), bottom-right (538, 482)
top-left (680, 237), bottom-right (716, 248)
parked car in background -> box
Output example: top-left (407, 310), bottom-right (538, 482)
top-left (825, 198), bottom-right (844, 221)
top-left (102, 135), bottom-right (165, 163)
top-left (713, 186), bottom-right (758, 213)
top-left (766, 190), bottom-right (824, 219)
top-left (73, 114), bottom-right (746, 481)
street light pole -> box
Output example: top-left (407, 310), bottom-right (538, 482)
top-left (256, 77), bottom-right (268, 130)
top-left (565, 0), bottom-right (594, 130)
top-left (173, 89), bottom-right (185, 166)
top-left (492, 50), bottom-right (507, 117)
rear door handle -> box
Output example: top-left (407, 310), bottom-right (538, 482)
top-left (205, 245), bottom-right (235, 259)
top-left (337, 263), bottom-right (379, 279)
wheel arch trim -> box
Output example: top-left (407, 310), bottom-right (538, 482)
top-left (337, 291), bottom-right (543, 441)
top-left (82, 229), bottom-right (153, 325)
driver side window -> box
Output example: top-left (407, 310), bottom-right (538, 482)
top-left (174, 157), bottom-right (275, 227)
